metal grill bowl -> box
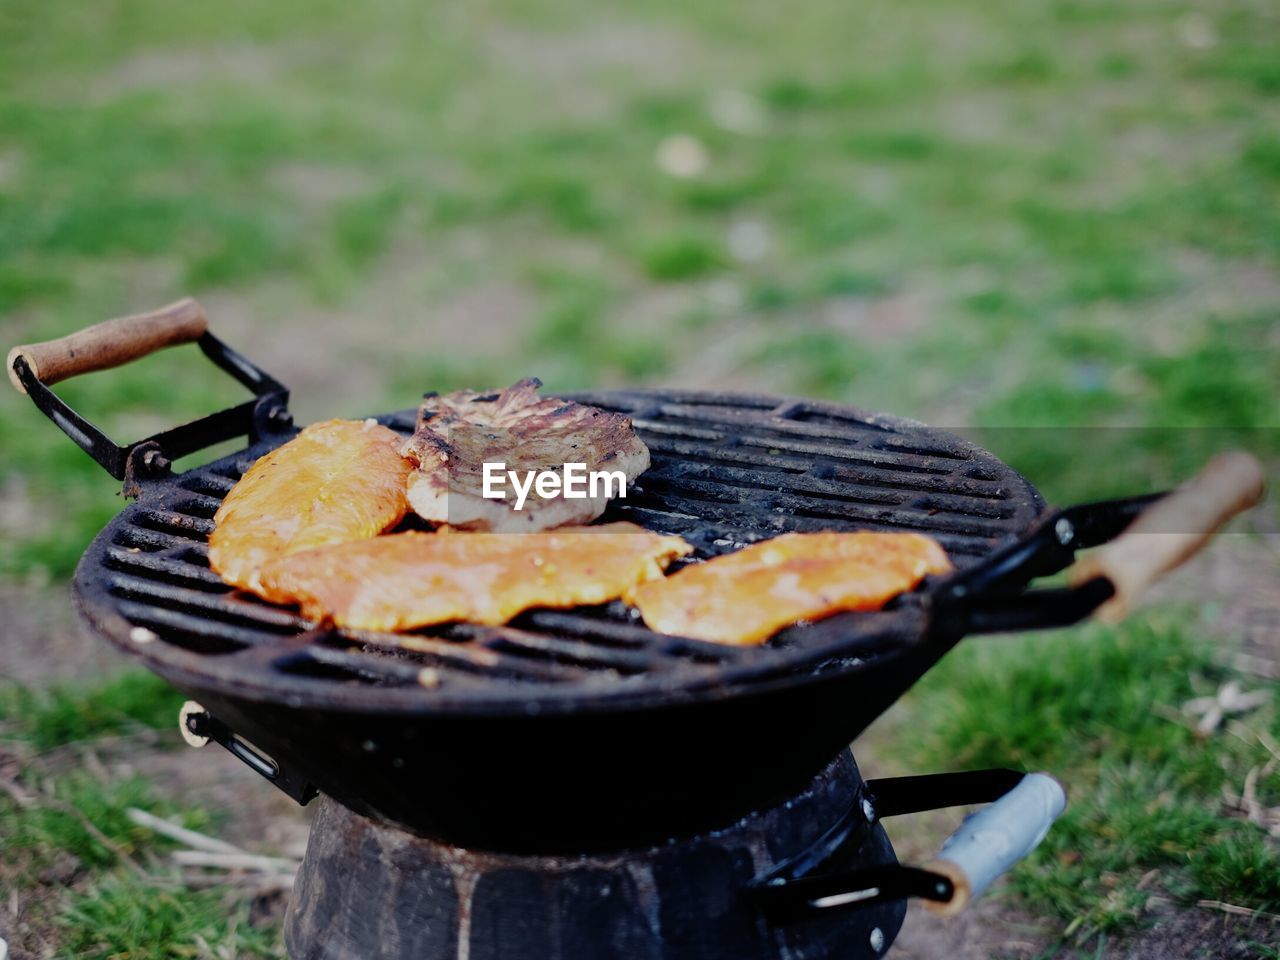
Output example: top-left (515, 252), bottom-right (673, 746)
top-left (67, 390), bottom-right (1123, 850)
top-left (11, 305), bottom-right (1260, 851)
top-left (76, 391), bottom-right (1045, 712)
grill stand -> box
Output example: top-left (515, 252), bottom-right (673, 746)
top-left (285, 751), bottom-right (907, 960)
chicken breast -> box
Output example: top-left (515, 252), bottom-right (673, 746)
top-left (209, 419), bottom-right (412, 594)
top-left (401, 378), bottom-right (650, 533)
top-left (258, 522), bottom-right (692, 632)
top-left (627, 531), bottom-right (952, 646)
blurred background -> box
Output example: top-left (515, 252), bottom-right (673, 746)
top-left (1, 1), bottom-right (1277, 957)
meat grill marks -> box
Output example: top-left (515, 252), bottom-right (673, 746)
top-left (401, 378), bottom-right (650, 532)
top-left (629, 532), bottom-right (953, 646)
top-left (86, 392), bottom-right (1043, 703)
top-left (258, 524), bottom-right (692, 632)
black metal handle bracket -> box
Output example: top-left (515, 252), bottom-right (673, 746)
top-left (928, 492), bottom-right (1168, 636)
top-left (748, 767), bottom-right (1037, 921)
top-left (179, 701), bottom-right (318, 806)
top-left (11, 332), bottom-right (291, 495)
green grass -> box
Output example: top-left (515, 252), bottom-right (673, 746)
top-left (0, 765), bottom-right (276, 959)
top-left (898, 615), bottom-right (1280, 942)
top-left (0, 671), bottom-right (184, 750)
top-left (5, 774), bottom-right (165, 869)
top-left (61, 876), bottom-right (282, 960)
top-left (0, 670), bottom-right (269, 955)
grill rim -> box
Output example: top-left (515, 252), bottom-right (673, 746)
top-left (70, 388), bottom-right (1047, 717)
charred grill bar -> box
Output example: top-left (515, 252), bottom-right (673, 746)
top-left (11, 304), bottom-right (1264, 960)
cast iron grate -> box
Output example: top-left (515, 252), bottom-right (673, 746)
top-left (74, 390), bottom-right (1045, 706)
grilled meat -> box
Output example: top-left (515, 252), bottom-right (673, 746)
top-left (257, 522), bottom-right (691, 631)
top-left (209, 419), bottom-right (411, 593)
top-left (627, 531), bottom-right (952, 646)
top-left (400, 378), bottom-right (650, 532)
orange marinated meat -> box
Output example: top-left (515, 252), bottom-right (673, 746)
top-left (209, 419), bottom-right (412, 594)
top-left (627, 531), bottom-right (952, 646)
top-left (258, 522), bottom-right (692, 632)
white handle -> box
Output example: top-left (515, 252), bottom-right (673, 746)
top-left (924, 772), bottom-right (1066, 916)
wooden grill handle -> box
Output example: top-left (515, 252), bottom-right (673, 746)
top-left (7, 298), bottom-right (208, 395)
top-left (1069, 451), bottom-right (1266, 623)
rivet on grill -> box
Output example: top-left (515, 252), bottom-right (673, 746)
top-left (129, 626), bottom-right (158, 644)
top-left (869, 927), bottom-right (885, 953)
top-left (1055, 517), bottom-right (1075, 546)
top-left (361, 739), bottom-right (377, 753)
top-left (141, 449), bottom-right (170, 472)
top-left (178, 701), bottom-right (210, 748)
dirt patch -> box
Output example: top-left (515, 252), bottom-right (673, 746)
top-left (1146, 532), bottom-right (1280, 676)
top-left (91, 42), bottom-right (330, 101)
top-left (0, 584), bottom-right (128, 688)
top-left (897, 901), bottom-right (1279, 959)
top-left (486, 21), bottom-right (691, 82)
top-left (267, 163), bottom-right (377, 207)
top-left (118, 743), bottom-right (313, 858)
top-left (0, 475), bottom-right (55, 563)
top-left (0, 148), bottom-right (24, 189)
top-left (484, 19), bottom-right (698, 119)
top-left (1114, 904), bottom-right (1279, 958)
top-left (819, 293), bottom-right (932, 345)
top-left (419, 282), bottom-right (539, 358)
top-left (892, 899), bottom-right (1057, 959)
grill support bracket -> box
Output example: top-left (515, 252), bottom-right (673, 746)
top-left (748, 768), bottom-right (1060, 921)
top-left (180, 701), bottom-right (318, 805)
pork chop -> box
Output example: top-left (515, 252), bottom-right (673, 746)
top-left (400, 378), bottom-right (650, 532)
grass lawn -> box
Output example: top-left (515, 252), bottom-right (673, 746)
top-left (1, 0), bottom-right (1277, 956)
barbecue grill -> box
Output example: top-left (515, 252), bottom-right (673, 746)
top-left (9, 301), bottom-right (1265, 960)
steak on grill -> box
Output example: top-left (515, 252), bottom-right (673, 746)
top-left (628, 531), bottom-right (953, 645)
top-left (401, 378), bottom-right (650, 532)
top-left (208, 419), bottom-right (411, 594)
top-left (258, 522), bottom-right (692, 632)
